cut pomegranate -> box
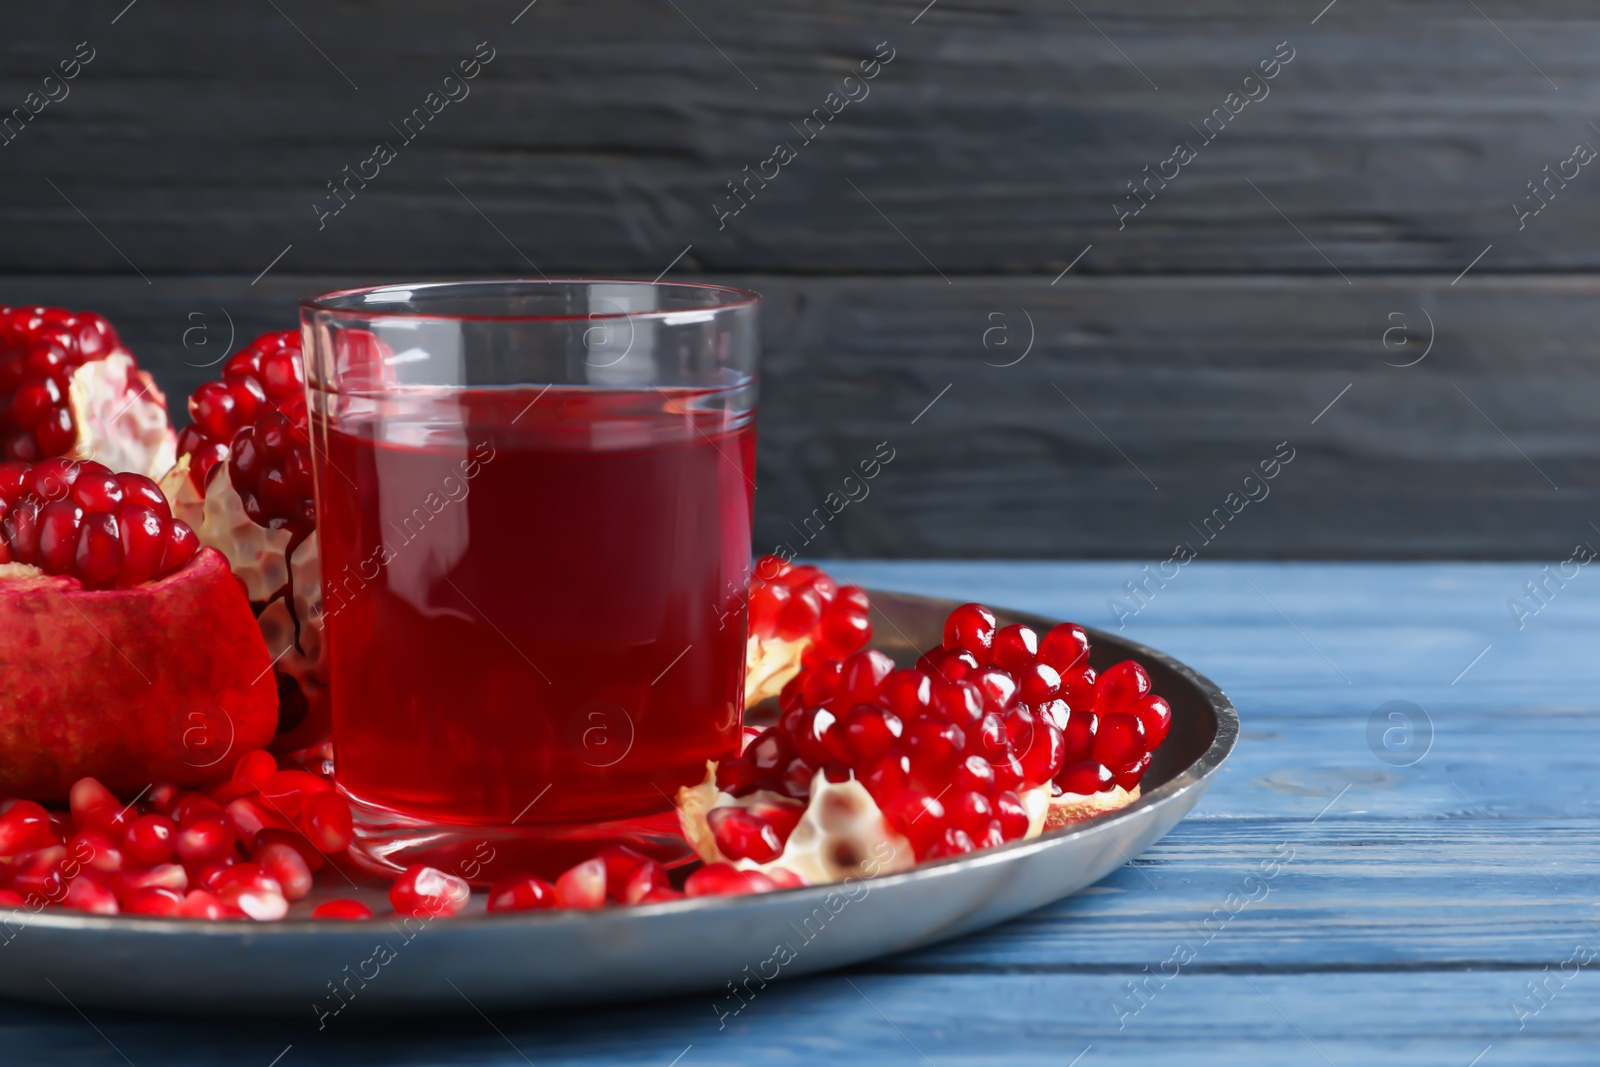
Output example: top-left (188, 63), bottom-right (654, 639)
top-left (0, 307), bottom-right (174, 477)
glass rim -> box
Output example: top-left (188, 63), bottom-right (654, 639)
top-left (300, 279), bottom-right (762, 324)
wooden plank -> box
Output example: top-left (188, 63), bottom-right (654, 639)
top-left (3, 272), bottom-right (1599, 558)
top-left (4, 2), bottom-right (1600, 274)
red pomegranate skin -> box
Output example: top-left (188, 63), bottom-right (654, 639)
top-left (0, 547), bottom-right (277, 799)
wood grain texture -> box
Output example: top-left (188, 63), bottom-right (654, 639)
top-left (4, 272), bottom-right (1596, 559)
top-left (3, 562), bottom-right (1596, 1064)
top-left (1, 1), bottom-right (1598, 274)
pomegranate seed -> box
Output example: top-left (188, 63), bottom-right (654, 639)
top-left (836, 649), bottom-right (895, 706)
top-left (594, 845), bottom-right (650, 897)
top-left (928, 677), bottom-right (984, 727)
top-left (0, 800), bottom-right (59, 856)
top-left (791, 706), bottom-right (846, 767)
top-left (189, 857), bottom-right (238, 892)
top-left (68, 777), bottom-right (122, 830)
top-left (904, 719), bottom-right (965, 785)
top-left (708, 808), bottom-right (785, 864)
top-left (1115, 752), bottom-right (1154, 791)
top-left (1062, 709), bottom-right (1097, 761)
top-left (214, 864), bottom-right (288, 920)
top-left (1096, 660), bottom-right (1152, 714)
top-left (715, 755), bottom-right (766, 796)
top-left (1019, 722), bottom-right (1067, 787)
top-left (775, 586), bottom-right (822, 639)
top-left (299, 792), bottom-right (353, 853)
top-left (943, 603), bottom-right (997, 656)
top-left (925, 827), bottom-right (978, 860)
top-left (639, 886), bottom-right (686, 903)
top-left (231, 750), bottom-right (277, 788)
top-left (968, 667), bottom-right (1019, 715)
top-left (621, 861), bottom-right (671, 904)
top-left (169, 794), bottom-right (225, 825)
top-left (313, 899), bottom-right (375, 920)
top-left (994, 791), bottom-right (1031, 839)
top-left (390, 864), bottom-right (471, 917)
top-left (1038, 622), bottom-right (1090, 673)
top-left (765, 867), bottom-right (807, 889)
top-left (879, 790), bottom-right (946, 857)
top-left (1132, 695), bottom-right (1172, 748)
top-left (990, 624), bottom-right (1039, 674)
top-left (841, 704), bottom-right (903, 764)
top-left (122, 814), bottom-right (177, 865)
top-left (177, 889), bottom-right (247, 920)
top-left (256, 842), bottom-right (314, 900)
top-left (1058, 760), bottom-right (1116, 795)
top-left (225, 797), bottom-right (295, 841)
top-left (553, 858), bottom-right (607, 909)
top-left (684, 863), bottom-right (778, 897)
top-left (749, 579), bottom-right (790, 637)
top-left (798, 660), bottom-right (843, 706)
top-left (0, 889), bottom-right (25, 908)
top-left (861, 751), bottom-right (911, 803)
top-left (256, 769), bottom-right (332, 821)
top-left (1035, 698), bottom-right (1070, 732)
top-left (778, 757), bottom-right (816, 800)
top-left (250, 828), bottom-right (324, 871)
top-left (174, 817), bottom-right (236, 862)
top-left (991, 752), bottom-right (1026, 792)
top-left (109, 866), bottom-right (185, 908)
top-left (878, 669), bottom-right (932, 718)
top-left (1017, 662), bottom-right (1063, 704)
top-left (1093, 713), bottom-right (1147, 768)
top-left (11, 846), bottom-right (69, 901)
top-left (953, 754), bottom-right (997, 796)
top-left (69, 826), bottom-right (125, 874)
top-left (63, 876), bottom-right (119, 915)
top-left (745, 727), bottom-right (794, 775)
top-left (817, 600), bottom-right (871, 657)
top-left (123, 887), bottom-right (184, 916)
top-left (486, 874), bottom-right (557, 912)
top-left (971, 713), bottom-right (1008, 759)
top-left (949, 789), bottom-right (994, 837)
top-left (926, 647), bottom-right (980, 681)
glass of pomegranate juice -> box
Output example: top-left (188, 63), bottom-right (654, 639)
top-left (300, 281), bottom-right (759, 881)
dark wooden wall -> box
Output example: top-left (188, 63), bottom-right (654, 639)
top-left (5, 1), bottom-right (1598, 558)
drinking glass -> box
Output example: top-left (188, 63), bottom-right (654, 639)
top-left (300, 280), bottom-right (760, 879)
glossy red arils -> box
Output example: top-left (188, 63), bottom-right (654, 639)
top-left (593, 845), bottom-right (649, 896)
top-left (837, 649), bottom-right (895, 706)
top-left (709, 807), bottom-right (785, 863)
top-left (953, 754), bottom-right (997, 796)
top-left (1017, 662), bottom-right (1063, 704)
top-left (1096, 660), bottom-right (1152, 714)
top-left (1062, 709), bottom-right (1097, 761)
top-left (121, 814), bottom-right (177, 865)
top-left (943, 603), bottom-right (997, 656)
top-left (972, 713), bottom-right (1008, 759)
top-left (745, 728), bottom-right (793, 776)
top-left (256, 769), bottom-right (332, 821)
top-left (817, 596), bottom-right (872, 656)
top-left (123, 887), bottom-right (184, 916)
top-left (1019, 722), bottom-right (1067, 787)
top-left (68, 776), bottom-right (119, 828)
top-left (299, 792), bottom-right (353, 853)
top-left (486, 874), bottom-right (557, 913)
top-left (255, 842), bottom-right (313, 901)
top-left (861, 751), bottom-right (910, 802)
top-left (213, 863), bottom-right (289, 921)
top-left (0, 462), bottom-right (199, 588)
top-left (250, 828), bottom-right (324, 872)
top-left (791, 707), bottom-right (846, 767)
top-left (841, 704), bottom-right (903, 764)
top-left (0, 309), bottom-right (124, 463)
top-left (878, 669), bottom-right (931, 718)
top-left (925, 827), bottom-right (977, 860)
top-left (63, 877), bottom-right (119, 915)
top-left (949, 790), bottom-right (993, 837)
top-left (990, 624), bottom-right (1039, 674)
top-left (1038, 622), bottom-right (1091, 673)
top-left (390, 864), bottom-right (470, 917)
top-left (0, 800), bottom-right (58, 856)
top-left (1093, 712), bottom-right (1147, 769)
top-left (554, 857), bottom-right (607, 909)
top-left (880, 790), bottom-right (946, 855)
top-left (231, 750), bottom-right (276, 788)
top-left (1115, 753), bottom-right (1153, 792)
top-left (1132, 695), bottom-right (1172, 748)
top-left (776, 585), bottom-right (822, 639)
top-left (684, 863), bottom-right (777, 898)
top-left (968, 667), bottom-right (1019, 715)
top-left (904, 719), bottom-right (965, 784)
top-left (178, 330), bottom-right (306, 499)
top-left (110, 863), bottom-right (187, 903)
top-left (621, 861), bottom-right (671, 905)
top-left (928, 677), bottom-right (983, 727)
top-left (994, 791), bottom-right (1030, 839)
top-left (1058, 760), bottom-right (1115, 796)
top-left (313, 899), bottom-right (375, 920)
top-left (70, 826), bottom-right (124, 874)
top-left (921, 646), bottom-right (979, 681)
top-left (177, 889), bottom-right (246, 920)
top-left (174, 817), bottom-right (235, 863)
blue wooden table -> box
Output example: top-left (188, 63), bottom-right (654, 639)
top-left (6, 561), bottom-right (1594, 1065)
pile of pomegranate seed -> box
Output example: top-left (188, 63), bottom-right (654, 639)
top-left (0, 750), bottom-right (351, 919)
top-left (0, 458), bottom-right (199, 588)
top-left (712, 602), bottom-right (1172, 864)
top-left (175, 330), bottom-right (314, 536)
top-left (477, 846), bottom-right (802, 914)
top-left (0, 307), bottom-right (121, 461)
top-left (748, 555), bottom-right (872, 663)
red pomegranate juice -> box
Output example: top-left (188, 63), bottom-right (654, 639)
top-left (316, 387), bottom-right (753, 825)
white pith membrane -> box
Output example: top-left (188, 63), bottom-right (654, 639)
top-left (0, 562), bottom-right (44, 581)
top-left (67, 349), bottom-right (176, 480)
top-left (678, 749), bottom-right (1138, 886)
top-left (159, 454), bottom-right (325, 698)
top-left (744, 633), bottom-right (806, 706)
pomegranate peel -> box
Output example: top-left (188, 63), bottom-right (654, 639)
top-left (0, 546), bottom-right (277, 798)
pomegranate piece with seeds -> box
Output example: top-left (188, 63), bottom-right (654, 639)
top-left (682, 601), bottom-right (1175, 881)
top-left (162, 328), bottom-right (334, 754)
top-left (0, 463), bottom-right (278, 797)
top-left (0, 306), bottom-right (174, 478)
top-left (743, 556), bottom-right (873, 706)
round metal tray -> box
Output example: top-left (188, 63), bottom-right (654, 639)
top-left (0, 590), bottom-right (1238, 1015)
